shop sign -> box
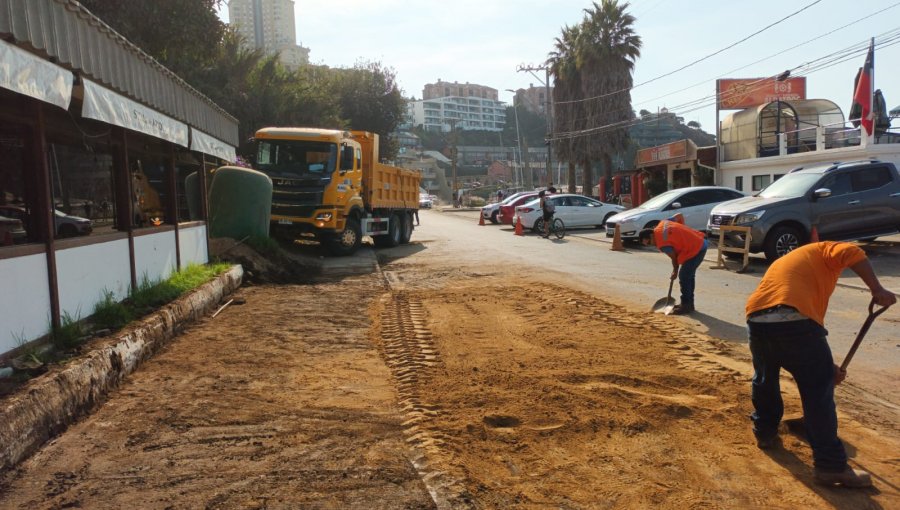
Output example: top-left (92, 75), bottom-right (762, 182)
top-left (637, 140), bottom-right (688, 166)
top-left (82, 79), bottom-right (188, 147)
top-left (717, 77), bottom-right (806, 109)
top-left (190, 128), bottom-right (236, 163)
top-left (0, 40), bottom-right (73, 109)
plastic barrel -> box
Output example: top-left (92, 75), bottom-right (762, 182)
top-left (207, 166), bottom-right (272, 239)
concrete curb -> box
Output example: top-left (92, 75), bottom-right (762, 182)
top-left (0, 265), bottom-right (244, 472)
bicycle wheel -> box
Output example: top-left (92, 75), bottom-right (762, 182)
top-left (552, 218), bottom-right (565, 239)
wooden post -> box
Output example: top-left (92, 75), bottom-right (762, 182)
top-left (167, 143), bottom-right (180, 270)
top-left (31, 102), bottom-right (60, 330)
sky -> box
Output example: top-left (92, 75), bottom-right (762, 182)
top-left (217, 0), bottom-right (900, 133)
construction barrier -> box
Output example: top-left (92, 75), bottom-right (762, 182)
top-left (710, 225), bottom-right (752, 273)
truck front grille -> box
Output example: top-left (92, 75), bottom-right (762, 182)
top-left (270, 178), bottom-right (325, 218)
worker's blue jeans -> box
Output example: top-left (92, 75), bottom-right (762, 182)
top-left (748, 319), bottom-right (848, 472)
top-left (678, 240), bottom-right (707, 306)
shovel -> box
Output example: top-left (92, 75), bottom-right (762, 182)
top-left (840, 298), bottom-right (891, 371)
top-left (651, 279), bottom-right (676, 315)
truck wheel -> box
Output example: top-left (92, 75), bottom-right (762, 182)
top-left (328, 217), bottom-right (362, 256)
top-left (764, 225), bottom-right (801, 263)
top-left (374, 214), bottom-right (402, 248)
top-left (399, 212), bottom-right (413, 244)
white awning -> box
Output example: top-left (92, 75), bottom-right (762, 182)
top-left (190, 128), bottom-right (236, 163)
top-left (0, 39), bottom-right (73, 109)
top-left (82, 79), bottom-right (188, 147)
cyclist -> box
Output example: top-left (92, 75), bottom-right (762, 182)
top-left (538, 190), bottom-right (555, 238)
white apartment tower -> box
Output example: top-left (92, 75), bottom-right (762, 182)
top-left (227, 0), bottom-right (310, 70)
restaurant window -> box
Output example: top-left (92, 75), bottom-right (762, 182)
top-left (0, 125), bottom-right (35, 246)
top-left (175, 151), bottom-right (204, 222)
top-left (128, 138), bottom-right (170, 228)
top-left (48, 140), bottom-right (116, 238)
top-left (734, 176), bottom-right (743, 192)
top-left (752, 174), bottom-right (771, 192)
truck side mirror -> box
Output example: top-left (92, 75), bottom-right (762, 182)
top-left (340, 146), bottom-right (354, 172)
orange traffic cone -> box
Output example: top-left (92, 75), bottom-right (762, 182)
top-left (610, 224), bottom-right (625, 251)
top-left (514, 215), bottom-right (524, 236)
top-left (809, 224), bottom-right (819, 243)
top-left (478, 213), bottom-right (485, 226)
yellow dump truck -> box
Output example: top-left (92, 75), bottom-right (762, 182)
top-left (253, 127), bottom-right (420, 255)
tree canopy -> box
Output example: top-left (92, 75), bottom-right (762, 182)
top-left (75, 0), bottom-right (406, 160)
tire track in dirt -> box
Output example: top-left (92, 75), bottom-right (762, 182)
top-left (375, 283), bottom-right (476, 510)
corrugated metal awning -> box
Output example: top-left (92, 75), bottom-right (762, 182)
top-left (0, 0), bottom-right (238, 147)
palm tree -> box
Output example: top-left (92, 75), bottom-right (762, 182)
top-left (578, 0), bottom-right (642, 196)
top-left (547, 24), bottom-right (583, 193)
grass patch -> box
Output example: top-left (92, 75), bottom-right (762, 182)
top-left (92, 290), bottom-right (134, 331)
top-left (51, 311), bottom-right (85, 350)
top-left (130, 263), bottom-right (230, 312)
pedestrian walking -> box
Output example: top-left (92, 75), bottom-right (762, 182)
top-left (745, 241), bottom-right (895, 488)
top-left (638, 214), bottom-right (707, 314)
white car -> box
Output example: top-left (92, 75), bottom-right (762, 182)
top-left (604, 186), bottom-right (745, 240)
top-left (515, 194), bottom-right (626, 232)
top-left (481, 191), bottom-right (530, 224)
top-left (419, 193), bottom-right (433, 209)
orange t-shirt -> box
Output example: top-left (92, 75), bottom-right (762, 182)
top-left (745, 242), bottom-right (867, 325)
top-left (653, 220), bottom-right (705, 264)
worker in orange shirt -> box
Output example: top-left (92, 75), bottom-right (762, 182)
top-left (638, 214), bottom-right (707, 315)
top-left (746, 241), bottom-right (895, 488)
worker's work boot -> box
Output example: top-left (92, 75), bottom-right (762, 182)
top-left (814, 467), bottom-right (872, 488)
top-left (671, 303), bottom-right (695, 315)
top-left (756, 434), bottom-right (780, 450)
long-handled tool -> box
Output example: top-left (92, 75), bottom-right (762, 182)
top-left (840, 298), bottom-right (891, 371)
top-left (651, 279), bottom-right (676, 315)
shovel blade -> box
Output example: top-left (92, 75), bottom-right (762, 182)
top-left (652, 297), bottom-right (676, 314)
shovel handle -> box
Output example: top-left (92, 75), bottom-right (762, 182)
top-left (840, 299), bottom-right (891, 371)
top-left (666, 278), bottom-right (674, 299)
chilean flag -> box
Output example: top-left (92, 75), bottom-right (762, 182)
top-left (852, 38), bottom-right (875, 137)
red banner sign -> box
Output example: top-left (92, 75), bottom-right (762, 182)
top-left (717, 77), bottom-right (807, 109)
top-left (637, 140), bottom-right (688, 166)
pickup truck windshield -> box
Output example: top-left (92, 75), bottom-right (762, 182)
top-left (757, 173), bottom-right (822, 198)
top-left (256, 141), bottom-right (337, 178)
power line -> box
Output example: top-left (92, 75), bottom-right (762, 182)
top-left (555, 0), bottom-right (825, 106)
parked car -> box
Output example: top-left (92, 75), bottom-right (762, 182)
top-left (708, 160), bottom-right (900, 262)
top-left (419, 193), bottom-right (433, 209)
top-left (515, 194), bottom-right (626, 232)
top-left (481, 191), bottom-right (531, 224)
top-left (605, 186), bottom-right (745, 240)
top-left (498, 192), bottom-right (539, 225)
top-left (0, 205), bottom-right (92, 238)
top-left (0, 214), bottom-right (27, 245)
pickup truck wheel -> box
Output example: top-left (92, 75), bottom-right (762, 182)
top-left (399, 212), bottom-right (413, 244)
top-left (764, 225), bottom-right (801, 263)
top-left (327, 217), bottom-right (361, 256)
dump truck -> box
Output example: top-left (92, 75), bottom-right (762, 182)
top-left (252, 127), bottom-right (420, 255)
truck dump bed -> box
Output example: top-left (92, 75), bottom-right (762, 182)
top-left (352, 131), bottom-right (420, 210)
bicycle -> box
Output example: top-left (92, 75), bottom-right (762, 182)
top-left (538, 217), bottom-right (566, 240)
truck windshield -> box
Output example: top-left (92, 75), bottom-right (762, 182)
top-left (256, 140), bottom-right (337, 178)
top-left (757, 173), bottom-right (822, 198)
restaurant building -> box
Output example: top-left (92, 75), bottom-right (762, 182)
top-left (0, 0), bottom-right (238, 356)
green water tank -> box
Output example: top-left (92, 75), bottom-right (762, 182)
top-left (207, 166), bottom-right (272, 239)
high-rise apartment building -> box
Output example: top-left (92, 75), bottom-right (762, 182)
top-left (408, 80), bottom-right (507, 132)
top-left (227, 0), bottom-right (309, 70)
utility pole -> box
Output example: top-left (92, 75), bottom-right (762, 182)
top-left (505, 89), bottom-right (524, 189)
top-left (517, 63), bottom-right (552, 187)
top-left (448, 118), bottom-right (459, 207)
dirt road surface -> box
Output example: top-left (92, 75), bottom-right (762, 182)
top-left (1, 211), bottom-right (897, 509)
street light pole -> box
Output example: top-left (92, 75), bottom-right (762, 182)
top-left (517, 64), bottom-right (552, 187)
top-left (505, 89), bottom-right (524, 189)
